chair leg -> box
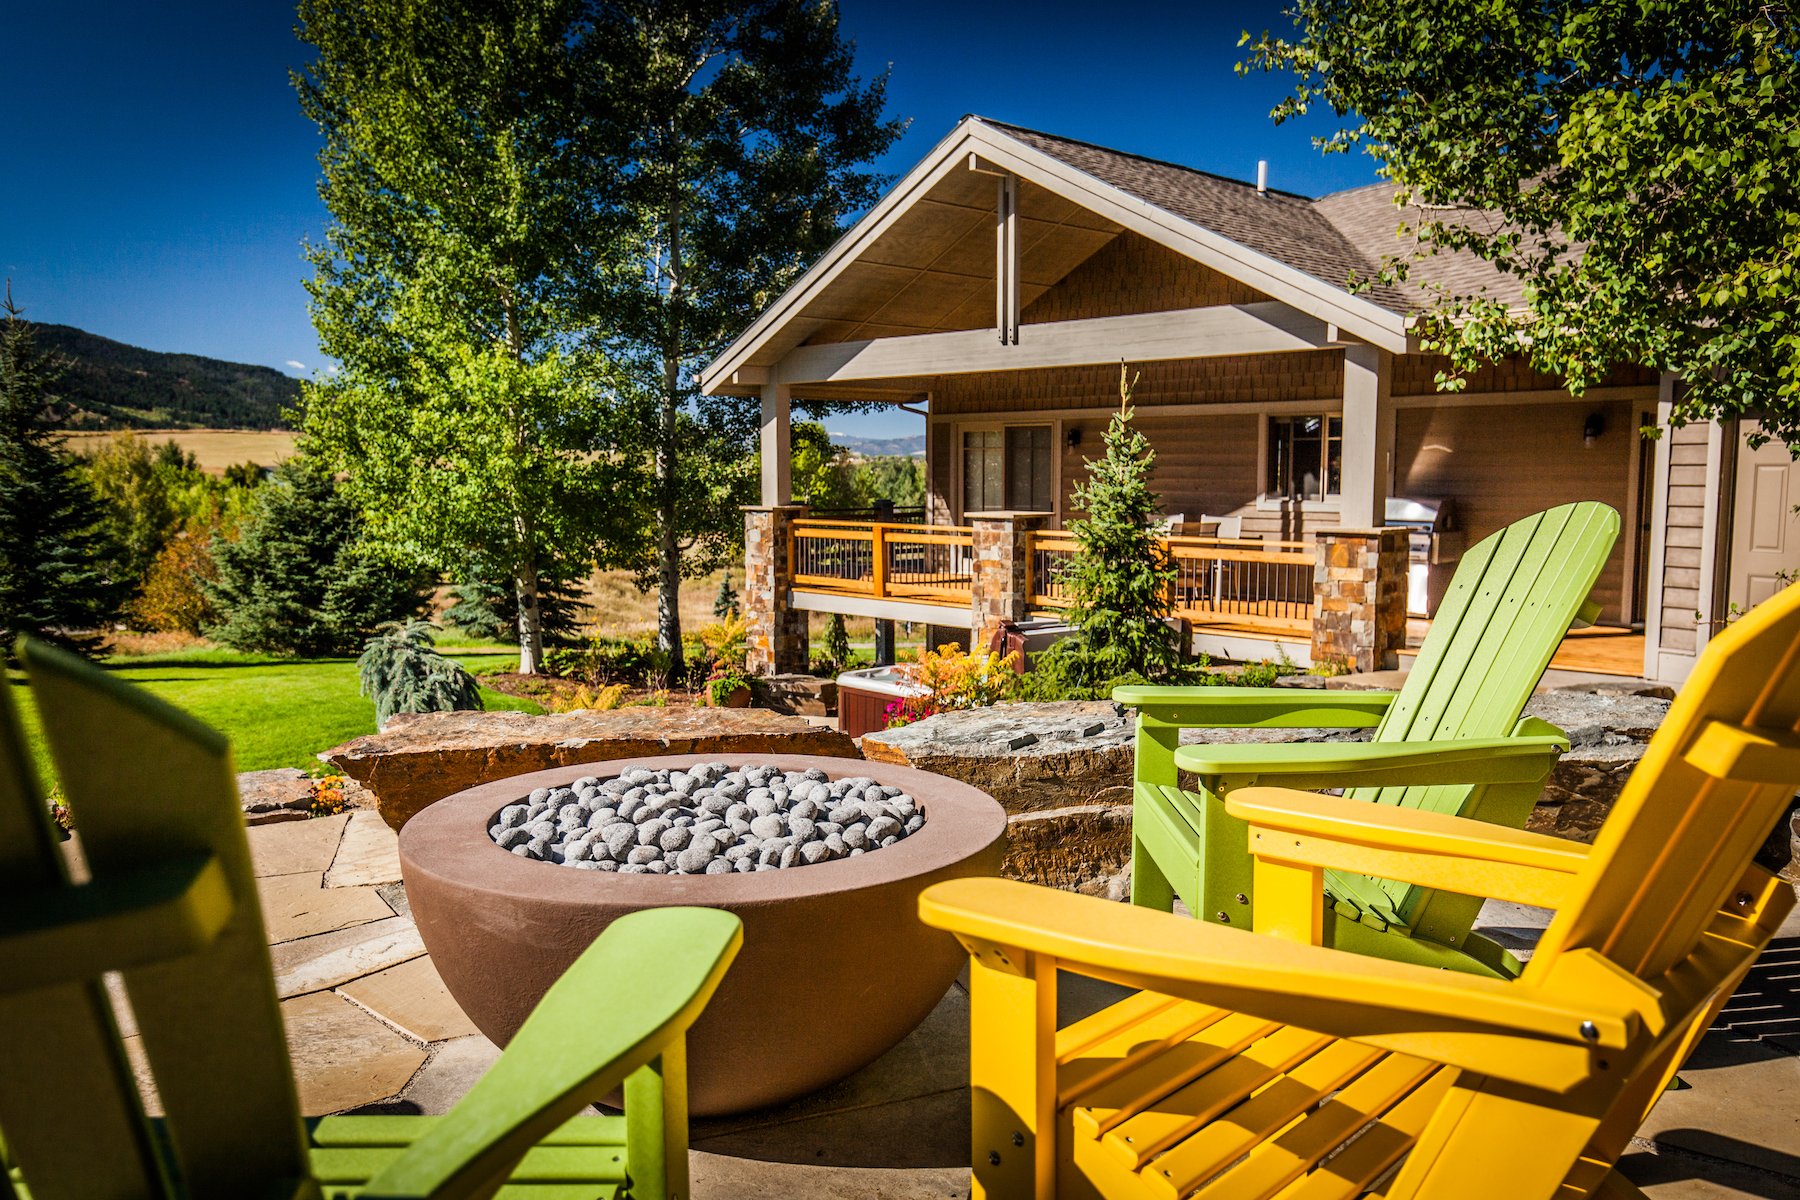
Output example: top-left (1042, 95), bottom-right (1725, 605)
top-left (968, 951), bottom-right (1057, 1200)
top-left (624, 1039), bottom-right (688, 1200)
top-left (1129, 831), bottom-right (1176, 912)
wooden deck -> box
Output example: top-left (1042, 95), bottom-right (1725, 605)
top-left (1404, 620), bottom-right (1646, 677)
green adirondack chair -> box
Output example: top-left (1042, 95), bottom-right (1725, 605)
top-left (1115, 501), bottom-right (1620, 979)
top-left (0, 637), bottom-right (741, 1200)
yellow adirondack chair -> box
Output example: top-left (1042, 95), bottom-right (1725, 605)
top-left (920, 581), bottom-right (1800, 1200)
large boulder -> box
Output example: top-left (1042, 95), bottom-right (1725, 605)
top-left (324, 708), bottom-right (861, 830)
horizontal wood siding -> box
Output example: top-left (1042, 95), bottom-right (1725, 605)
top-left (1394, 355), bottom-right (1659, 396)
top-left (1394, 400), bottom-right (1637, 622)
top-left (928, 421), bottom-right (954, 524)
top-left (1657, 421), bottom-right (1713, 653)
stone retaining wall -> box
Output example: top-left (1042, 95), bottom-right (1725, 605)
top-left (861, 690), bottom-right (1678, 894)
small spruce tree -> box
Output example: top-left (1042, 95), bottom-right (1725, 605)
top-left (1024, 364), bottom-right (1182, 698)
top-left (821, 611), bottom-right (851, 672)
top-left (357, 619), bottom-right (482, 727)
top-left (0, 288), bottom-right (123, 658)
top-left (713, 573), bottom-right (740, 621)
top-left (205, 459), bottom-right (427, 656)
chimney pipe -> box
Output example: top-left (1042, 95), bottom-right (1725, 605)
top-left (1256, 160), bottom-right (1268, 194)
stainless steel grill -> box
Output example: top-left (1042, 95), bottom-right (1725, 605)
top-left (1386, 497), bottom-right (1461, 617)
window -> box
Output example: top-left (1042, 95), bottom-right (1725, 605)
top-left (1266, 415), bottom-right (1343, 502)
top-left (962, 424), bottom-right (1053, 514)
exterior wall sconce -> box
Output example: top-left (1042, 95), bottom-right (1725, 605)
top-left (1066, 427), bottom-right (1082, 449)
top-left (1583, 412), bottom-right (1605, 447)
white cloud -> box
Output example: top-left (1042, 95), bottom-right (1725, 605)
top-left (285, 360), bottom-right (307, 372)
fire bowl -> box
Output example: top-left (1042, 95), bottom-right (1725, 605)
top-left (400, 752), bottom-right (1007, 1115)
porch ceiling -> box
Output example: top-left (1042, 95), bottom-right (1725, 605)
top-left (755, 171), bottom-right (1122, 366)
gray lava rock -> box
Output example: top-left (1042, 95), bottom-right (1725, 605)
top-left (489, 761), bottom-right (927, 873)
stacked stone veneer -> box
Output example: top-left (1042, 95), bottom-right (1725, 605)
top-left (744, 505), bottom-right (810, 676)
top-left (969, 513), bottom-right (1050, 650)
top-left (1311, 527), bottom-right (1408, 673)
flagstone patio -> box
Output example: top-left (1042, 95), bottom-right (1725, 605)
top-left (252, 811), bottom-right (1800, 1198)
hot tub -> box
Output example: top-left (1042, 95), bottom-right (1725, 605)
top-left (836, 665), bottom-right (928, 738)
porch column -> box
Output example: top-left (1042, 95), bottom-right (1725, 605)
top-left (1339, 345), bottom-right (1394, 528)
top-left (970, 512), bottom-right (1051, 652)
top-left (760, 382), bottom-right (792, 506)
top-left (743, 504), bottom-right (809, 675)
top-left (1312, 527), bottom-right (1408, 672)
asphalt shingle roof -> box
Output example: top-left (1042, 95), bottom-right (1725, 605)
top-left (982, 119), bottom-right (1523, 316)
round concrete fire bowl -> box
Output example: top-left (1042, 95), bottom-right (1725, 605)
top-left (400, 752), bottom-right (1007, 1116)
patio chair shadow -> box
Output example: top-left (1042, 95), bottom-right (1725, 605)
top-left (1686, 935), bottom-right (1800, 1067)
top-left (1620, 1132), bottom-right (1800, 1198)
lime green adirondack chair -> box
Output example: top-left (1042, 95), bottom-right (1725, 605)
top-left (0, 638), bottom-right (741, 1200)
top-left (1116, 501), bottom-right (1620, 979)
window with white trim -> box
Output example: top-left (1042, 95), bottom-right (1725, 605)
top-left (1266, 415), bottom-right (1342, 502)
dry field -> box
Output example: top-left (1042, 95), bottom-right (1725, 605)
top-left (577, 568), bottom-right (897, 647)
top-left (60, 428), bottom-right (299, 472)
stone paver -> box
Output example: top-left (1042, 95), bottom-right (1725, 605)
top-left (398, 1034), bottom-right (502, 1115)
top-left (258, 872), bottom-right (393, 943)
top-left (325, 809), bottom-right (404, 888)
top-left (270, 915), bottom-right (425, 998)
top-left (248, 811), bottom-right (351, 878)
top-left (281, 991), bottom-right (427, 1116)
top-left (1635, 1042), bottom-right (1800, 1178)
top-left (340, 955), bottom-right (478, 1043)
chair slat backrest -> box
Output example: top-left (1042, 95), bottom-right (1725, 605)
top-left (0, 669), bottom-right (172, 1200)
top-left (1331, 504), bottom-right (1618, 923)
top-left (1530, 581), bottom-right (1800, 981)
top-left (2, 642), bottom-right (312, 1199)
top-left (1374, 502), bottom-right (1620, 749)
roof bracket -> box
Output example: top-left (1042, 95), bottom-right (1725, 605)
top-left (995, 172), bottom-right (1019, 345)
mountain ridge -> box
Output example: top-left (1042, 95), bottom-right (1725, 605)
top-left (26, 323), bottom-right (299, 431)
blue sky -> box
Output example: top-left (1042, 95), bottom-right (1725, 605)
top-left (4, 1), bottom-right (1381, 439)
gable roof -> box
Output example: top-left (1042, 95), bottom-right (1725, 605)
top-left (982, 121), bottom-right (1415, 315)
top-left (701, 116), bottom-right (1524, 395)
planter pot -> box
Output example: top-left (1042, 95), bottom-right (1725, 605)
top-left (709, 684), bottom-right (752, 708)
top-left (400, 752), bottom-right (1007, 1115)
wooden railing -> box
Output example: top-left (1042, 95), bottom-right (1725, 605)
top-left (788, 519), bottom-right (1318, 638)
top-left (1028, 531), bottom-right (1316, 635)
top-left (789, 519), bottom-right (975, 603)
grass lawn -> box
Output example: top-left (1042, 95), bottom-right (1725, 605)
top-left (10, 643), bottom-right (542, 780)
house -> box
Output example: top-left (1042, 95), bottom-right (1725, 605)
top-left (701, 116), bottom-right (1789, 685)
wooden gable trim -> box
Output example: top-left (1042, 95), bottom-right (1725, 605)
top-left (700, 117), bottom-right (1410, 396)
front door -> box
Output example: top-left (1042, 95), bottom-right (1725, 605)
top-left (1728, 422), bottom-right (1800, 615)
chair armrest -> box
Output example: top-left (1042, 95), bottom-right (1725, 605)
top-left (1225, 787), bottom-right (1590, 909)
top-left (919, 878), bottom-right (1645, 1093)
top-left (358, 907), bottom-right (741, 1200)
top-left (1174, 726), bottom-right (1569, 791)
top-left (0, 854), bottom-right (234, 995)
top-left (1112, 685), bottom-right (1397, 730)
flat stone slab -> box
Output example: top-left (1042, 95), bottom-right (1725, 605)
top-left (1636, 1043), bottom-right (1800, 1180)
top-left (258, 872), bottom-right (392, 944)
top-left (322, 707), bottom-right (862, 830)
top-left (398, 1034), bottom-right (502, 1115)
top-left (340, 955), bottom-right (477, 1043)
top-left (324, 810), bottom-right (403, 888)
top-left (270, 914), bottom-right (425, 998)
top-left (248, 811), bottom-right (350, 878)
top-left (281, 992), bottom-right (427, 1116)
